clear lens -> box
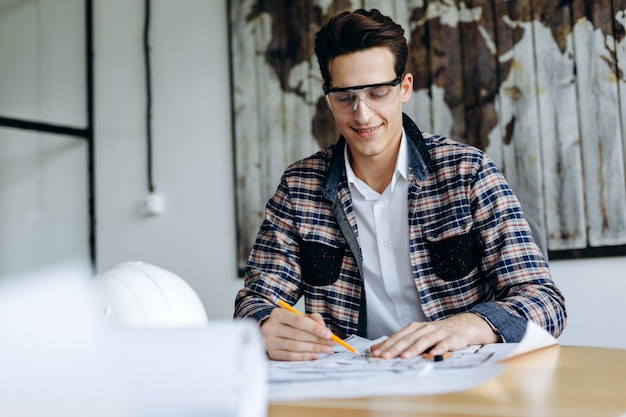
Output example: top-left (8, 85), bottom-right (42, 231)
top-left (326, 83), bottom-right (400, 112)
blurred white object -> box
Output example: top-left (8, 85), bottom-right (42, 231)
top-left (0, 262), bottom-right (267, 417)
top-left (0, 261), bottom-right (129, 417)
top-left (110, 321), bottom-right (268, 417)
top-left (92, 261), bottom-right (208, 327)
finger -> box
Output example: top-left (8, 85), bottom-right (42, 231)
top-left (267, 348), bottom-right (322, 361)
top-left (396, 327), bottom-right (453, 359)
top-left (308, 312), bottom-right (326, 325)
top-left (420, 338), bottom-right (454, 356)
top-left (266, 334), bottom-right (334, 359)
top-left (373, 323), bottom-right (443, 359)
top-left (272, 308), bottom-right (333, 341)
top-left (370, 323), bottom-right (424, 358)
top-left (261, 309), bottom-right (335, 360)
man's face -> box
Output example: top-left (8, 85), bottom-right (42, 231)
top-left (326, 47), bottom-right (413, 167)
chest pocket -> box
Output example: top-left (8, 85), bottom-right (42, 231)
top-left (298, 233), bottom-right (346, 287)
top-left (424, 218), bottom-right (480, 281)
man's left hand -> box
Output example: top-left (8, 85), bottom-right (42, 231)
top-left (369, 313), bottom-right (500, 359)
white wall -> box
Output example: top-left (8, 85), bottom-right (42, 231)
top-left (2, 0), bottom-right (625, 350)
top-left (0, 0), bottom-right (89, 275)
top-left (549, 258), bottom-right (626, 349)
top-left (94, 0), bottom-right (243, 319)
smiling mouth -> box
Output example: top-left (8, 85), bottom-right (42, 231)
top-left (352, 125), bottom-right (380, 134)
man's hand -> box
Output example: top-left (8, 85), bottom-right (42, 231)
top-left (261, 306), bottom-right (335, 361)
top-left (370, 313), bottom-right (500, 359)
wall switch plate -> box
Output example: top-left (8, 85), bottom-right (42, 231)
top-left (141, 192), bottom-right (165, 217)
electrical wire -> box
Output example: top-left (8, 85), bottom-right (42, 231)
top-left (143, 0), bottom-right (155, 193)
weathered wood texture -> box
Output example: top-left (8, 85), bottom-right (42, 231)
top-left (230, 0), bottom-right (626, 270)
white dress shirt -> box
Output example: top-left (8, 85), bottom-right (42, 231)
top-left (344, 130), bottom-right (426, 339)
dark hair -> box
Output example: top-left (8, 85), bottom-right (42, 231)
top-left (314, 9), bottom-right (408, 88)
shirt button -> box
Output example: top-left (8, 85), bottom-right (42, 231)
top-left (382, 240), bottom-right (390, 248)
top-left (401, 313), bottom-right (408, 319)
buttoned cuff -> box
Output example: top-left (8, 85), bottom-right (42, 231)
top-left (471, 302), bottom-right (528, 343)
top-left (250, 307), bottom-right (275, 326)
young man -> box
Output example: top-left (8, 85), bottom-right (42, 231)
top-left (234, 9), bottom-right (566, 361)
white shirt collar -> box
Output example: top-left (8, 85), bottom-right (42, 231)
top-left (344, 128), bottom-right (409, 199)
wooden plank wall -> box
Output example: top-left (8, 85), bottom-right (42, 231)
top-left (230, 0), bottom-right (626, 271)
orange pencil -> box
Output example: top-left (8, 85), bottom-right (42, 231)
top-left (422, 352), bottom-right (452, 361)
top-left (277, 299), bottom-right (359, 354)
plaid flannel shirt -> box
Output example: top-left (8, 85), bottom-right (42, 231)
top-left (234, 113), bottom-right (567, 342)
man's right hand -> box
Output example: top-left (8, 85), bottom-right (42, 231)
top-left (261, 307), bottom-right (335, 361)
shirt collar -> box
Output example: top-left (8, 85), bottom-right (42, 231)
top-left (344, 129), bottom-right (409, 198)
top-left (323, 113), bottom-right (433, 202)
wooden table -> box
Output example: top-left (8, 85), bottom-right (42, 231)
top-left (268, 345), bottom-right (626, 417)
